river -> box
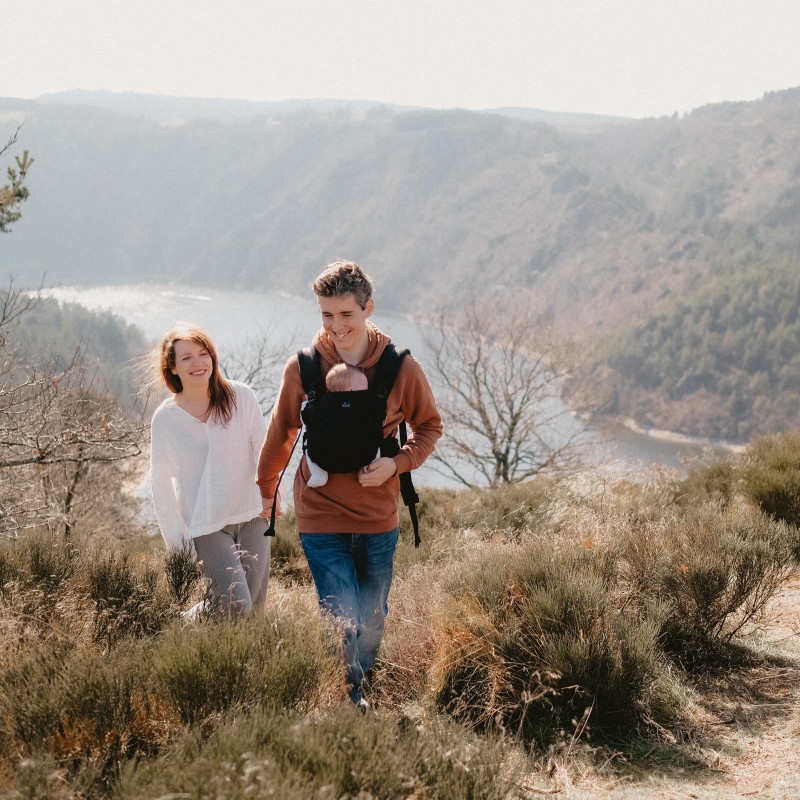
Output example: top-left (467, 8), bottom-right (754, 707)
top-left (43, 283), bottom-right (739, 486)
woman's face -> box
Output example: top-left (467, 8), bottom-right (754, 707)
top-left (171, 338), bottom-right (213, 391)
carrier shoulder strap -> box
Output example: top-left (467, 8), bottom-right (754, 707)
top-left (297, 347), bottom-right (322, 400)
top-left (375, 343), bottom-right (422, 548)
top-left (373, 342), bottom-right (410, 400)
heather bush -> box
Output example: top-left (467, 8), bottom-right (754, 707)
top-left (0, 641), bottom-right (158, 794)
top-left (163, 542), bottom-right (204, 604)
top-left (147, 602), bottom-right (341, 724)
top-left (422, 481), bottom-right (552, 538)
top-left (432, 539), bottom-right (674, 746)
top-left (113, 705), bottom-right (521, 800)
top-left (673, 458), bottom-right (738, 509)
top-left (622, 502), bottom-right (798, 664)
top-left (85, 549), bottom-right (175, 647)
top-left (21, 530), bottom-right (78, 594)
top-left (741, 431), bottom-right (800, 534)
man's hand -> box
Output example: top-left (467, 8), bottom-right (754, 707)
top-left (259, 489), bottom-right (282, 519)
top-left (357, 457), bottom-right (397, 488)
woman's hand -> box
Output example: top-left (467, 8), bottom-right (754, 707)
top-left (259, 489), bottom-right (282, 519)
top-left (358, 457), bottom-right (397, 488)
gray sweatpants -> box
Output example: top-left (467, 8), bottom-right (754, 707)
top-left (193, 517), bottom-right (271, 617)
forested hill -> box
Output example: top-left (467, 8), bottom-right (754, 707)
top-left (2, 88), bottom-right (800, 441)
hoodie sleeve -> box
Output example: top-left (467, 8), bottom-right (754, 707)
top-left (387, 356), bottom-right (443, 475)
top-left (257, 356), bottom-right (304, 499)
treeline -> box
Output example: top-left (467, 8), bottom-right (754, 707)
top-left (10, 294), bottom-right (148, 402)
top-left (0, 288), bottom-right (150, 540)
top-left (4, 88), bottom-right (800, 440)
top-left (587, 256), bottom-right (800, 440)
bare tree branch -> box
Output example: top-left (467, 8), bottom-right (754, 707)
top-left (1, 285), bottom-right (147, 537)
top-left (220, 325), bottom-right (291, 415)
top-left (420, 297), bottom-right (589, 488)
top-left (0, 125), bottom-right (22, 161)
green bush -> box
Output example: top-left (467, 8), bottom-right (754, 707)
top-left (741, 431), bottom-right (800, 533)
top-left (85, 550), bottom-right (175, 647)
top-left (23, 532), bottom-right (78, 594)
top-left (0, 641), bottom-right (156, 790)
top-left (148, 604), bottom-right (341, 724)
top-left (673, 458), bottom-right (738, 509)
top-left (114, 705), bottom-right (520, 800)
top-left (622, 502), bottom-right (797, 664)
top-left (419, 481), bottom-right (552, 539)
top-left (163, 543), bottom-right (204, 605)
top-left (433, 539), bottom-right (672, 746)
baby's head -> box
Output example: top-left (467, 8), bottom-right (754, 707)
top-left (326, 362), bottom-right (368, 392)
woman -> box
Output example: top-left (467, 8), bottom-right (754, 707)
top-left (150, 323), bottom-right (270, 617)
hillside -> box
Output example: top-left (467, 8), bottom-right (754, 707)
top-left (2, 89), bottom-right (800, 440)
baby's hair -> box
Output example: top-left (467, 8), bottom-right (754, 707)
top-left (326, 363), bottom-right (368, 392)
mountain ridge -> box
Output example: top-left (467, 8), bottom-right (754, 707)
top-left (2, 87), bottom-right (800, 441)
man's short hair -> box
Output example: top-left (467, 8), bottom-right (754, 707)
top-left (312, 260), bottom-right (373, 309)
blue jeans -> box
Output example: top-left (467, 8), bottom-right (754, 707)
top-left (300, 529), bottom-right (399, 703)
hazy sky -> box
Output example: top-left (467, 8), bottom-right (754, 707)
top-left (5, 0), bottom-right (800, 119)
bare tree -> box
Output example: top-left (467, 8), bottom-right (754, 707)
top-left (420, 298), bottom-right (587, 488)
top-left (0, 281), bottom-right (147, 538)
top-left (220, 327), bottom-right (289, 415)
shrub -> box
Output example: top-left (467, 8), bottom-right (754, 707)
top-left (163, 543), bottom-right (203, 605)
top-left (673, 458), bottom-right (738, 509)
top-left (23, 532), bottom-right (78, 594)
top-left (741, 431), bottom-right (800, 533)
top-left (85, 550), bottom-right (175, 647)
top-left (420, 481), bottom-right (552, 539)
top-left (147, 602), bottom-right (341, 724)
top-left (432, 539), bottom-right (672, 746)
top-left (0, 641), bottom-right (158, 789)
top-left (622, 502), bottom-right (798, 665)
top-left (114, 705), bottom-right (520, 800)
top-left (0, 544), bottom-right (21, 596)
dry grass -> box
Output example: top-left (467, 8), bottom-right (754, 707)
top-left (369, 481), bottom-right (800, 799)
top-left (2, 475), bottom-right (800, 799)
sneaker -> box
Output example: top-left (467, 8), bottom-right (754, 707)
top-left (356, 697), bottom-right (369, 714)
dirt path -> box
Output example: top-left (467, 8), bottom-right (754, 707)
top-left (525, 573), bottom-right (800, 799)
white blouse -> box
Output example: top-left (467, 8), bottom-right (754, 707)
top-left (150, 380), bottom-right (266, 551)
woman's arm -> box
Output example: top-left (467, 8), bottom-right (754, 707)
top-left (242, 383), bottom-right (268, 468)
top-left (150, 420), bottom-right (189, 551)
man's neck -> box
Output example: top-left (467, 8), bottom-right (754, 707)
top-left (335, 334), bottom-right (369, 366)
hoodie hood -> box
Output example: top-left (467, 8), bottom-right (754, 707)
top-left (312, 320), bottom-right (391, 369)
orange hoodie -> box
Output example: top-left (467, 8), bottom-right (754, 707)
top-left (257, 322), bottom-right (443, 533)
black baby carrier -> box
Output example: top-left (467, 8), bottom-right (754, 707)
top-left (265, 343), bottom-right (421, 546)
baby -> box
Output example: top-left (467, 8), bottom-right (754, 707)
top-left (305, 362), bottom-right (379, 487)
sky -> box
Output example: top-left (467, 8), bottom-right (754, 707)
top-left (5, 0), bottom-right (800, 119)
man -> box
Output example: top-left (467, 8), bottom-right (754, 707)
top-left (258, 260), bottom-right (442, 708)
